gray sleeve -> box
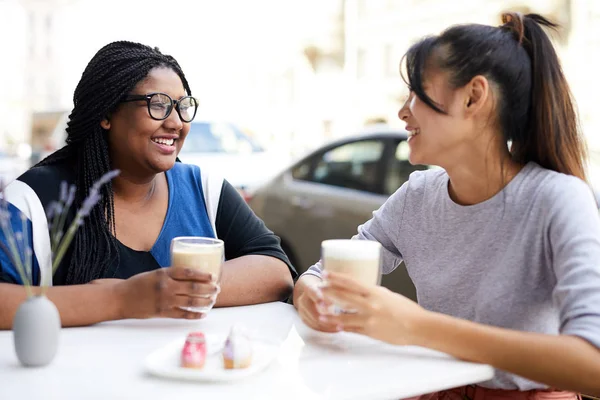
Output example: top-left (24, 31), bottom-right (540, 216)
top-left (302, 183), bottom-right (407, 279)
top-left (547, 177), bottom-right (600, 349)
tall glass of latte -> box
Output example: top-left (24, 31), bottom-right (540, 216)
top-left (171, 237), bottom-right (224, 313)
top-left (321, 239), bottom-right (382, 312)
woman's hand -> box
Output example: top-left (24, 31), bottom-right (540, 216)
top-left (295, 277), bottom-right (340, 333)
top-left (318, 271), bottom-right (428, 345)
top-left (115, 267), bottom-right (219, 320)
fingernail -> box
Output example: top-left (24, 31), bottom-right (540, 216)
top-left (322, 271), bottom-right (329, 279)
top-left (312, 286), bottom-right (323, 299)
top-left (316, 303), bottom-right (326, 314)
top-left (319, 315), bottom-right (328, 323)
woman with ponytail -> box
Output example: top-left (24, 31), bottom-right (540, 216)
top-left (0, 41), bottom-right (295, 329)
top-left (295, 12), bottom-right (600, 397)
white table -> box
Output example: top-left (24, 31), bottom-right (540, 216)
top-left (0, 302), bottom-right (494, 400)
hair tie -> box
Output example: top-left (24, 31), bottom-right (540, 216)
top-left (501, 12), bottom-right (525, 45)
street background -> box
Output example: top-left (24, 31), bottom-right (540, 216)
top-left (0, 0), bottom-right (598, 184)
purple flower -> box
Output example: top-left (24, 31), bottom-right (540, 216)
top-left (46, 202), bottom-right (58, 222)
top-left (59, 181), bottom-right (68, 204)
top-left (52, 170), bottom-right (120, 275)
top-left (91, 170), bottom-right (120, 192)
top-left (71, 170), bottom-right (120, 226)
top-left (77, 190), bottom-right (101, 220)
top-left (66, 185), bottom-right (76, 208)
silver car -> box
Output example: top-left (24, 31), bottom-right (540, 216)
top-left (249, 126), bottom-right (429, 300)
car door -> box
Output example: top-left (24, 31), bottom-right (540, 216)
top-left (281, 139), bottom-right (389, 273)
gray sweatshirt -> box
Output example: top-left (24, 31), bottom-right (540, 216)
top-left (305, 162), bottom-right (600, 390)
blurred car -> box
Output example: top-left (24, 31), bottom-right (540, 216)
top-left (178, 121), bottom-right (290, 201)
top-left (249, 126), bottom-right (430, 300)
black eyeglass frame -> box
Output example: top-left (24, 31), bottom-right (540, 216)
top-left (121, 92), bottom-right (198, 122)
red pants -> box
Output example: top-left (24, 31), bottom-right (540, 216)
top-left (406, 385), bottom-right (580, 400)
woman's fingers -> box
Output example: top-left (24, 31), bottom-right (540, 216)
top-left (170, 279), bottom-right (219, 297)
top-left (172, 294), bottom-right (215, 310)
top-left (167, 267), bottom-right (213, 283)
top-left (163, 306), bottom-right (206, 320)
top-left (320, 285), bottom-right (370, 312)
top-left (298, 287), bottom-right (340, 332)
top-left (299, 302), bottom-right (341, 332)
top-left (323, 271), bottom-right (372, 297)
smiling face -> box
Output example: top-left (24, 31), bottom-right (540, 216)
top-left (103, 67), bottom-right (191, 177)
top-left (398, 68), bottom-right (492, 169)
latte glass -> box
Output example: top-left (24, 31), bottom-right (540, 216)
top-left (170, 237), bottom-right (224, 313)
top-left (321, 239), bottom-right (382, 313)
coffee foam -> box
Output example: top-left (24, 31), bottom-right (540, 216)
top-left (321, 239), bottom-right (381, 260)
top-left (172, 246), bottom-right (222, 255)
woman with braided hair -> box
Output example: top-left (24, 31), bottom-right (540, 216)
top-left (295, 12), bottom-right (600, 397)
top-left (0, 41), bottom-right (295, 328)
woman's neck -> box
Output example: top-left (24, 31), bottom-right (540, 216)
top-left (111, 172), bottom-right (160, 204)
top-left (444, 139), bottom-right (523, 206)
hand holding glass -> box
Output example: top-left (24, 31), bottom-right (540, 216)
top-left (170, 237), bottom-right (224, 313)
top-left (321, 239), bottom-right (382, 313)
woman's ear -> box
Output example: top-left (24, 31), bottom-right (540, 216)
top-left (100, 118), bottom-right (111, 130)
top-left (464, 75), bottom-right (489, 116)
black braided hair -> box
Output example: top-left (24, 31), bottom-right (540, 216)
top-left (37, 41), bottom-right (192, 284)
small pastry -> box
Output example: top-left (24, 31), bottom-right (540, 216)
top-left (181, 332), bottom-right (207, 369)
top-left (222, 325), bottom-right (253, 369)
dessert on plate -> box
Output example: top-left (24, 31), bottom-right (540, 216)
top-left (222, 325), bottom-right (253, 369)
top-left (181, 332), bottom-right (207, 369)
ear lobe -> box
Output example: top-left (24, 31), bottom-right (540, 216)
top-left (100, 118), bottom-right (111, 130)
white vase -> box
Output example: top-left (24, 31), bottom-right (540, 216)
top-left (13, 295), bottom-right (61, 367)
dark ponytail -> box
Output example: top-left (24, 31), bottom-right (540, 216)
top-left (403, 12), bottom-right (587, 181)
top-left (505, 13), bottom-right (587, 181)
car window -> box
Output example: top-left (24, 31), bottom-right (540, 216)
top-left (180, 122), bottom-right (263, 154)
top-left (293, 140), bottom-right (385, 194)
top-left (291, 161), bottom-right (312, 181)
top-left (384, 140), bottom-right (429, 195)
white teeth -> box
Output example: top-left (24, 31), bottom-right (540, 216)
top-left (152, 138), bottom-right (175, 146)
top-left (408, 129), bottom-right (420, 137)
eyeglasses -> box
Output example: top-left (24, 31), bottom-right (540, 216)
top-left (121, 92), bottom-right (198, 123)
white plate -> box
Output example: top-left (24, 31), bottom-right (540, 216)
top-left (144, 334), bottom-right (280, 382)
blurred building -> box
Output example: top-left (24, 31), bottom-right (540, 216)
top-left (342, 0), bottom-right (575, 127)
top-left (0, 0), bottom-right (71, 158)
top-left (1, 0), bottom-right (599, 177)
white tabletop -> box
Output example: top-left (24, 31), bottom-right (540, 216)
top-left (0, 302), bottom-right (494, 400)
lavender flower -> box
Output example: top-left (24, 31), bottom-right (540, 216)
top-left (59, 181), bottom-right (68, 205)
top-left (51, 170), bottom-right (120, 277)
top-left (0, 170), bottom-right (120, 295)
top-left (76, 190), bottom-right (101, 222)
top-left (45, 202), bottom-right (58, 223)
top-left (66, 185), bottom-right (76, 208)
top-left (0, 183), bottom-right (32, 296)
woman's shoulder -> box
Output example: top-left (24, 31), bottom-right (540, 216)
top-left (169, 162), bottom-right (225, 193)
top-left (528, 163), bottom-right (596, 207)
top-left (11, 163), bottom-right (75, 205)
top-left (19, 163), bottom-right (73, 184)
top-left (168, 161), bottom-right (202, 182)
top-left (394, 166), bottom-right (447, 198)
